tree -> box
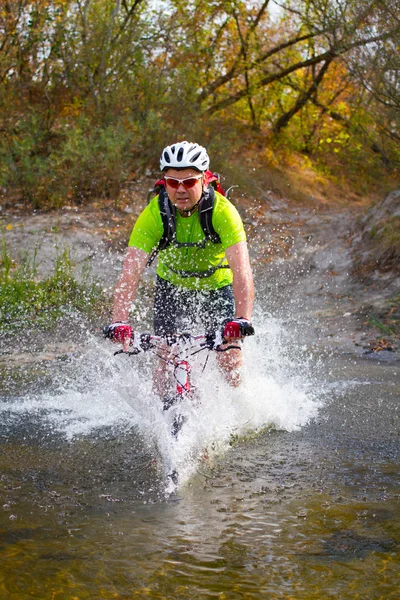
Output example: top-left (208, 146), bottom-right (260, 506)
top-left (1, 0), bottom-right (399, 206)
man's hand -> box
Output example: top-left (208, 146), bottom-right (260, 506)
top-left (103, 322), bottom-right (133, 351)
top-left (223, 318), bottom-right (254, 340)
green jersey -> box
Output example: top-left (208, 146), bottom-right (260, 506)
top-left (128, 191), bottom-right (246, 290)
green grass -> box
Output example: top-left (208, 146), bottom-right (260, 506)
top-left (368, 315), bottom-right (396, 336)
top-left (368, 295), bottom-right (400, 340)
top-left (0, 240), bottom-right (105, 332)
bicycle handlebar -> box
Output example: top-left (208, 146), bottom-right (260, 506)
top-left (113, 329), bottom-right (240, 357)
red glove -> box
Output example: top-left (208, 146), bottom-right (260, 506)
top-left (103, 322), bottom-right (133, 343)
top-left (223, 318), bottom-right (254, 339)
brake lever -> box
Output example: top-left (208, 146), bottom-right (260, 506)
top-left (113, 348), bottom-right (141, 356)
top-left (215, 344), bottom-right (242, 352)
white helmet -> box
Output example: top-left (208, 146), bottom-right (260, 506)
top-left (160, 141), bottom-right (210, 172)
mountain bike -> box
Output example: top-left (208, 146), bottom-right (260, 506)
top-left (110, 320), bottom-right (255, 487)
top-left (114, 329), bottom-right (241, 439)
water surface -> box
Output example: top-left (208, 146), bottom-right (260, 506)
top-left (1, 330), bottom-right (399, 599)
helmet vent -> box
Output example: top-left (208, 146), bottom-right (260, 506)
top-left (190, 151), bottom-right (201, 163)
top-left (177, 147), bottom-right (184, 162)
top-left (163, 151), bottom-right (171, 163)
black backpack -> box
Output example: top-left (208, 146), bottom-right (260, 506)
top-left (147, 181), bottom-right (223, 267)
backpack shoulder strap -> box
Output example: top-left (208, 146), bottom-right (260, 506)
top-left (199, 186), bottom-right (221, 244)
top-left (158, 187), bottom-right (176, 247)
top-left (147, 188), bottom-right (176, 266)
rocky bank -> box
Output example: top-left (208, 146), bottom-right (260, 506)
top-left (1, 184), bottom-right (399, 365)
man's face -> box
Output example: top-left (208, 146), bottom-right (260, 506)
top-left (163, 168), bottom-right (204, 212)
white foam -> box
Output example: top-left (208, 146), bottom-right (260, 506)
top-left (1, 313), bottom-right (322, 489)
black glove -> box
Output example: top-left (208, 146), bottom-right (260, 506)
top-left (223, 317), bottom-right (255, 339)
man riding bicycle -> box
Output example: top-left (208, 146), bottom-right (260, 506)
top-left (105, 141), bottom-right (254, 394)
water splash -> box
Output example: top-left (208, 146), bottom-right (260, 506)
top-left (0, 312), bottom-right (322, 492)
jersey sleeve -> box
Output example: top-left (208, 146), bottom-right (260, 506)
top-left (212, 194), bottom-right (247, 249)
top-left (128, 197), bottom-right (164, 253)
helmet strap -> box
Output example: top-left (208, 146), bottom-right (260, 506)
top-left (176, 184), bottom-right (206, 216)
top-left (178, 200), bottom-right (200, 217)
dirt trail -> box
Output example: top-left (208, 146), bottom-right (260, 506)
top-left (1, 193), bottom-right (399, 363)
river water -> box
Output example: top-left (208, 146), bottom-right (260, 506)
top-left (0, 310), bottom-right (399, 599)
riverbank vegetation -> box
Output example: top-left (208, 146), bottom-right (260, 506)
top-left (0, 241), bottom-right (104, 332)
top-left (0, 0), bottom-right (399, 210)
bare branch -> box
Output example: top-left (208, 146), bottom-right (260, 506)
top-left (99, 0), bottom-right (122, 86)
top-left (205, 48), bottom-right (336, 114)
top-left (273, 56), bottom-right (333, 133)
top-left (203, 29), bottom-right (399, 115)
top-left (112, 0), bottom-right (144, 45)
top-left (251, 0), bottom-right (271, 33)
top-left (198, 31), bottom-right (317, 102)
top-left (232, 7), bottom-right (258, 128)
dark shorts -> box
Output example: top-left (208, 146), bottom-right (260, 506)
top-left (154, 276), bottom-right (234, 336)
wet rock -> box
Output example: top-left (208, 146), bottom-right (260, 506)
top-left (353, 189), bottom-right (400, 273)
top-left (320, 530), bottom-right (398, 559)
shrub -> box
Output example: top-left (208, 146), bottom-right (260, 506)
top-left (0, 242), bottom-right (105, 332)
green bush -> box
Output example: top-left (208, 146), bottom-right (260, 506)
top-left (48, 117), bottom-right (134, 205)
top-left (0, 242), bottom-right (104, 332)
top-left (0, 111), bottom-right (53, 208)
top-left (0, 110), bottom-right (137, 208)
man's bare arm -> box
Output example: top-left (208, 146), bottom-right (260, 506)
top-left (112, 246), bottom-right (149, 322)
top-left (225, 241), bottom-right (254, 320)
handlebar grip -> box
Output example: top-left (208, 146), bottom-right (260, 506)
top-left (138, 333), bottom-right (153, 351)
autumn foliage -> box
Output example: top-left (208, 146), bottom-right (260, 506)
top-left (0, 0), bottom-right (399, 207)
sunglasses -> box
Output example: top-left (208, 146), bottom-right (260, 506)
top-left (164, 175), bottom-right (203, 189)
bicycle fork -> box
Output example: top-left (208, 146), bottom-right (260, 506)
top-left (163, 360), bottom-right (192, 438)
top-left (174, 360), bottom-right (191, 394)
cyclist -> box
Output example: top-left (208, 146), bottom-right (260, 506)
top-left (105, 141), bottom-right (254, 393)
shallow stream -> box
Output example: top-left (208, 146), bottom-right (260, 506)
top-left (1, 313), bottom-right (399, 599)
